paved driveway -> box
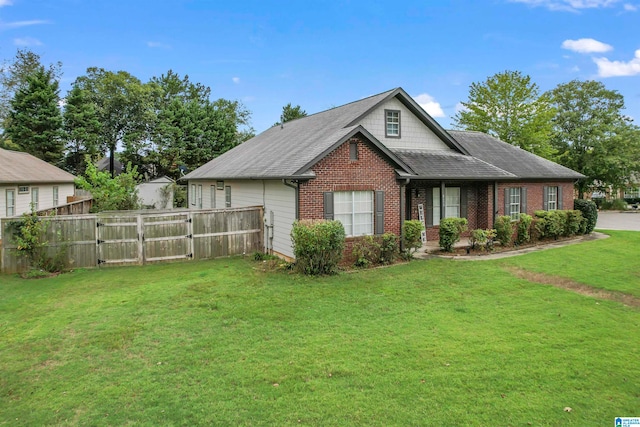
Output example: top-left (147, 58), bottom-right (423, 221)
top-left (595, 211), bottom-right (640, 231)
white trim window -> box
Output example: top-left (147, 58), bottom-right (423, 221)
top-left (53, 186), bottom-right (59, 207)
top-left (210, 185), bottom-right (216, 208)
top-left (31, 187), bottom-right (39, 211)
top-left (6, 189), bottom-right (15, 217)
top-left (190, 184), bottom-right (196, 206)
top-left (547, 186), bottom-right (558, 211)
top-left (197, 184), bottom-right (203, 209)
top-left (509, 188), bottom-right (521, 220)
top-left (432, 187), bottom-right (461, 226)
top-left (334, 191), bottom-right (373, 236)
top-left (385, 110), bottom-right (400, 138)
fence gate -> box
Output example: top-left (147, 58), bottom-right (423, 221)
top-left (96, 212), bottom-right (194, 266)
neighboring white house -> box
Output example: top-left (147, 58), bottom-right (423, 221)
top-left (0, 148), bottom-right (76, 239)
top-left (137, 176), bottom-right (174, 209)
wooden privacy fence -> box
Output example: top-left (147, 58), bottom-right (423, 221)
top-left (1, 207), bottom-right (263, 274)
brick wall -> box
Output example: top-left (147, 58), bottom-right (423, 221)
top-left (298, 135), bottom-right (402, 247)
top-left (497, 181), bottom-right (575, 216)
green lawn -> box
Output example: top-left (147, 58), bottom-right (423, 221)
top-left (1, 231), bottom-right (639, 426)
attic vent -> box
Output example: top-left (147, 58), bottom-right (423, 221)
top-left (18, 186), bottom-right (29, 194)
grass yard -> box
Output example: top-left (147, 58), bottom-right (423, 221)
top-left (0, 231), bottom-right (638, 426)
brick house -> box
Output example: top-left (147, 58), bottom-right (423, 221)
top-left (183, 88), bottom-right (583, 258)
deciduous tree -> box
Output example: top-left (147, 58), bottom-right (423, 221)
top-left (453, 70), bottom-right (555, 158)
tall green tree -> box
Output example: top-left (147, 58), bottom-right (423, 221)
top-left (62, 85), bottom-right (102, 175)
top-left (549, 80), bottom-right (640, 198)
top-left (274, 103), bottom-right (307, 126)
top-left (0, 49), bottom-right (62, 148)
top-left (453, 70), bottom-right (556, 158)
top-left (6, 66), bottom-right (64, 164)
top-left (147, 70), bottom-right (254, 179)
top-left (71, 67), bottom-right (154, 176)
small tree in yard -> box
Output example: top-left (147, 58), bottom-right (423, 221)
top-left (402, 220), bottom-right (424, 258)
top-left (439, 218), bottom-right (468, 252)
top-left (75, 158), bottom-right (141, 212)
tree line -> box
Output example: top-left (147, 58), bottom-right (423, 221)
top-left (0, 49), bottom-right (255, 180)
top-left (453, 70), bottom-right (640, 198)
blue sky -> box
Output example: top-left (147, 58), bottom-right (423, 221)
top-left (0, 0), bottom-right (639, 134)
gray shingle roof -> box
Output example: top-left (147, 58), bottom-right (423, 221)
top-left (393, 149), bottom-right (516, 180)
top-left (183, 89), bottom-right (403, 180)
top-left (183, 88), bottom-right (584, 183)
top-left (448, 131), bottom-right (585, 180)
top-left (0, 148), bottom-right (76, 184)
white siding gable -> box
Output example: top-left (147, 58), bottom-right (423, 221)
top-left (359, 97), bottom-right (453, 151)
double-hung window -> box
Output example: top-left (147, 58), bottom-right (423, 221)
top-left (197, 185), bottom-right (203, 209)
top-left (432, 187), bottom-right (461, 226)
top-left (53, 186), bottom-right (59, 207)
top-left (6, 189), bottom-right (15, 217)
top-left (508, 188), bottom-right (520, 220)
top-left (31, 187), bottom-right (39, 211)
top-left (547, 186), bottom-right (557, 211)
top-left (385, 110), bottom-right (400, 138)
top-left (334, 191), bottom-right (374, 236)
top-left (225, 186), bottom-right (231, 207)
top-left (210, 185), bottom-right (216, 208)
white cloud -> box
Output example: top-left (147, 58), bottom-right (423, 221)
top-left (0, 0), bottom-right (13, 6)
top-left (562, 38), bottom-right (613, 53)
top-left (232, 77), bottom-right (240, 84)
top-left (570, 65), bottom-right (581, 72)
top-left (146, 41), bottom-right (171, 49)
top-left (594, 49), bottom-right (640, 76)
top-left (509, 0), bottom-right (621, 12)
top-left (0, 19), bottom-right (48, 30)
top-left (13, 36), bottom-right (42, 46)
top-left (454, 102), bottom-right (468, 114)
top-left (624, 3), bottom-right (638, 10)
top-left (414, 93), bottom-right (445, 117)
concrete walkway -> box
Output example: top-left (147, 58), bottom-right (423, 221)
top-left (414, 232), bottom-right (609, 261)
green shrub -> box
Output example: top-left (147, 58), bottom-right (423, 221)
top-left (565, 210), bottom-right (584, 236)
top-left (379, 233), bottom-right (400, 265)
top-left (439, 217), bottom-right (467, 252)
top-left (494, 215), bottom-right (514, 246)
top-left (7, 210), bottom-right (67, 273)
top-left (291, 219), bottom-right (345, 275)
top-left (600, 198), bottom-right (628, 211)
top-left (574, 199), bottom-right (598, 234)
top-left (352, 233), bottom-right (399, 267)
top-left (516, 213), bottom-right (532, 245)
top-left (531, 217), bottom-right (546, 241)
top-left (545, 210), bottom-right (565, 239)
top-left (469, 228), bottom-right (496, 252)
top-left (402, 220), bottom-right (424, 258)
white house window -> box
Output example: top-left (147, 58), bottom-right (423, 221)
top-left (18, 186), bottom-right (29, 194)
top-left (385, 110), bottom-right (400, 138)
top-left (53, 186), bottom-right (59, 207)
top-left (197, 185), bottom-right (203, 208)
top-left (547, 186), bottom-right (558, 211)
top-left (210, 185), bottom-right (216, 208)
top-left (6, 189), bottom-right (15, 216)
top-left (432, 187), bottom-right (461, 226)
top-left (509, 188), bottom-right (521, 220)
top-left (225, 186), bottom-right (231, 207)
top-left (31, 187), bottom-right (39, 211)
top-left (624, 188), bottom-right (640, 198)
top-left (190, 184), bottom-right (196, 206)
top-left (334, 191), bottom-right (373, 236)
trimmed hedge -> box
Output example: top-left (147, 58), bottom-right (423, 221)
top-left (574, 199), bottom-right (598, 234)
top-left (516, 213), bottom-right (532, 245)
top-left (439, 217), bottom-right (467, 252)
top-left (352, 233), bottom-right (399, 268)
top-left (494, 215), bottom-right (514, 246)
top-left (291, 219), bottom-right (345, 275)
top-left (402, 220), bottom-right (424, 257)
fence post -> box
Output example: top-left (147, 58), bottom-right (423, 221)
top-left (137, 213), bottom-right (144, 265)
top-left (188, 210), bottom-right (194, 260)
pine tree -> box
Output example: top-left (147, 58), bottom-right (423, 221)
top-left (63, 85), bottom-right (102, 174)
top-left (6, 66), bottom-right (63, 164)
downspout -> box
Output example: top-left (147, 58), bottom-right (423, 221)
top-left (282, 179), bottom-right (299, 219)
